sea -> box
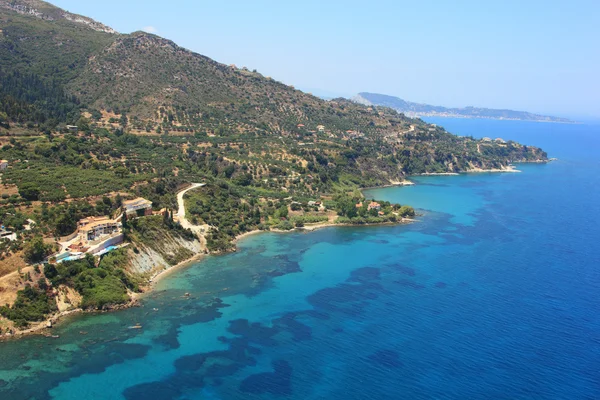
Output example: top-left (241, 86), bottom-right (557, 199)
top-left (1, 118), bottom-right (599, 399)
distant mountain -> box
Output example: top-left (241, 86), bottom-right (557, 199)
top-left (353, 92), bottom-right (573, 123)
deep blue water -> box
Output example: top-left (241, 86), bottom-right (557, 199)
top-left (1, 118), bottom-right (599, 399)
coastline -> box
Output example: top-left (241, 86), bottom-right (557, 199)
top-left (165, 165), bottom-right (535, 290)
top-left (0, 298), bottom-right (139, 341)
top-left (361, 165), bottom-right (528, 195)
top-left (147, 218), bottom-right (416, 289)
top-left (1, 218), bottom-right (413, 340)
top-left (8, 162), bottom-right (522, 341)
top-left (410, 114), bottom-right (577, 124)
top-left (363, 164), bottom-right (540, 194)
top-left (465, 167), bottom-right (521, 173)
top-left (360, 180), bottom-right (415, 190)
top-left (0, 253), bottom-right (206, 341)
top-left (0, 161), bottom-right (544, 340)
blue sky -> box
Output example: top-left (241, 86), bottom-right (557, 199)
top-left (51, 0), bottom-right (599, 119)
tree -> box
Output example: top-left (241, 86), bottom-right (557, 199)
top-left (24, 236), bottom-right (51, 263)
top-left (114, 166), bottom-right (130, 179)
top-left (122, 212), bottom-right (128, 229)
top-left (398, 206), bottom-right (415, 218)
top-left (76, 117), bottom-right (90, 133)
top-left (44, 264), bottom-right (58, 280)
top-left (336, 195), bottom-right (358, 218)
top-left (55, 212), bottom-right (76, 236)
top-left (234, 173), bottom-right (252, 186)
top-left (276, 205), bottom-right (288, 219)
top-left (163, 209), bottom-right (171, 227)
top-left (37, 277), bottom-right (48, 291)
top-left (0, 111), bottom-right (9, 128)
top-left (114, 194), bottom-right (123, 208)
top-left (223, 165), bottom-right (235, 178)
top-left (19, 183), bottom-right (41, 201)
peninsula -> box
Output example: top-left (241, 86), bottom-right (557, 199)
top-left (0, 0), bottom-right (549, 337)
top-left (353, 92), bottom-right (573, 123)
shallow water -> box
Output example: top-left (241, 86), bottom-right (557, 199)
top-left (1, 119), bottom-right (599, 399)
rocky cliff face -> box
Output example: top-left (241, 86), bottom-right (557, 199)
top-left (127, 230), bottom-right (203, 277)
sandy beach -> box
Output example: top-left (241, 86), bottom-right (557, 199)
top-left (136, 252), bottom-right (207, 294)
top-left (361, 180), bottom-right (415, 190)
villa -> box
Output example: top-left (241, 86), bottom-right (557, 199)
top-left (368, 201), bottom-right (381, 211)
top-left (77, 216), bottom-right (121, 244)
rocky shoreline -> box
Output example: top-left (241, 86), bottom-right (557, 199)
top-left (0, 217), bottom-right (416, 340)
top-left (0, 298), bottom-right (140, 341)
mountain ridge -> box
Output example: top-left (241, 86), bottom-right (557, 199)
top-left (0, 0), bottom-right (116, 33)
top-left (354, 92), bottom-right (573, 123)
top-left (0, 0), bottom-right (548, 182)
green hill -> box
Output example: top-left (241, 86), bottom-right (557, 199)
top-left (0, 0), bottom-right (549, 204)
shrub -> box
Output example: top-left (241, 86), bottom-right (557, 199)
top-left (0, 285), bottom-right (57, 327)
top-left (276, 220), bottom-right (294, 230)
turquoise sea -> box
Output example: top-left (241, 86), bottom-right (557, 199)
top-left (1, 118), bottom-right (600, 399)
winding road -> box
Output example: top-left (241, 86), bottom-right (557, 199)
top-left (176, 182), bottom-right (205, 229)
top-left (175, 182), bottom-right (208, 250)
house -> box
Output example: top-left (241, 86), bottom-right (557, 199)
top-left (368, 201), bottom-right (381, 211)
top-left (316, 125), bottom-right (325, 132)
top-left (24, 219), bottom-right (36, 231)
top-left (0, 228), bottom-right (16, 241)
top-left (77, 216), bottom-right (121, 244)
top-left (356, 202), bottom-right (363, 209)
top-left (297, 124), bottom-right (305, 128)
top-left (122, 197), bottom-right (153, 217)
top-left (66, 125), bottom-right (78, 133)
top-left (0, 160), bottom-right (7, 171)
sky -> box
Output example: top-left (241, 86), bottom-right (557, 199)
top-left (50, 0), bottom-right (600, 119)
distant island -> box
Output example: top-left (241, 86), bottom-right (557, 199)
top-left (353, 92), bottom-right (574, 123)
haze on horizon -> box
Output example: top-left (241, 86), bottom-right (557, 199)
top-left (50, 0), bottom-right (600, 120)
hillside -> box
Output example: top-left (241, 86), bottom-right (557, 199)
top-left (0, 1), bottom-right (550, 331)
top-left (354, 92), bottom-right (573, 123)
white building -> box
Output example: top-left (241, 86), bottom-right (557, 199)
top-left (122, 197), bottom-right (153, 217)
